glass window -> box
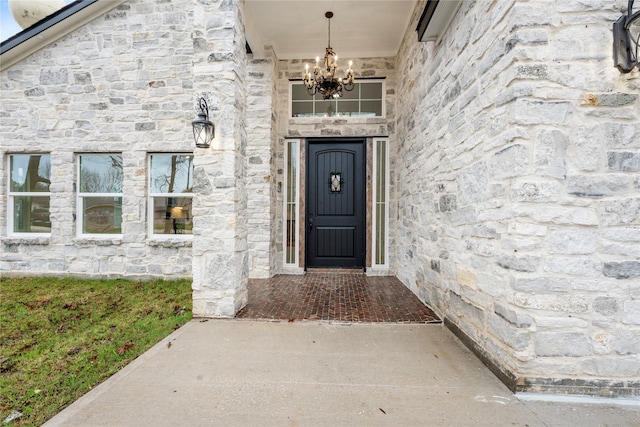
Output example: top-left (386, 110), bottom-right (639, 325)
top-left (285, 140), bottom-right (299, 265)
top-left (374, 139), bottom-right (389, 267)
top-left (361, 82), bottom-right (383, 99)
top-left (78, 154), bottom-right (123, 235)
top-left (149, 154), bottom-right (194, 236)
top-left (8, 154), bottom-right (51, 234)
top-left (291, 101), bottom-right (313, 117)
top-left (290, 80), bottom-right (384, 118)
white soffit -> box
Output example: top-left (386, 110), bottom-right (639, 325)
top-left (244, 0), bottom-right (418, 59)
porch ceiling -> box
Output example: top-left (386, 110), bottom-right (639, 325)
top-left (244, 0), bottom-right (419, 60)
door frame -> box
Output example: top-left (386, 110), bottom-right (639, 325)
top-left (305, 137), bottom-right (367, 270)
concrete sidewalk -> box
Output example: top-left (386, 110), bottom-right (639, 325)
top-left (45, 320), bottom-right (640, 426)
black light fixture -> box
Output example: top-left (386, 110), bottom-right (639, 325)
top-left (302, 11), bottom-right (355, 99)
top-left (614, 0), bottom-right (640, 73)
top-left (191, 98), bottom-right (215, 148)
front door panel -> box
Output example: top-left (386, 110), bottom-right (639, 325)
top-left (307, 140), bottom-right (365, 268)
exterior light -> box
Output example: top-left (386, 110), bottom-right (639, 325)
top-left (614, 0), bottom-right (640, 73)
top-left (302, 11), bottom-right (355, 99)
top-left (192, 97), bottom-right (215, 148)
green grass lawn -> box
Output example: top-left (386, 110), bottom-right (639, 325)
top-left (0, 276), bottom-right (192, 426)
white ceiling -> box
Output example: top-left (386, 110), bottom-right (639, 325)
top-left (244, 0), bottom-right (419, 60)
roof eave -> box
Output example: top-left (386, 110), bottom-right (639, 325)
top-left (1, 0), bottom-right (127, 72)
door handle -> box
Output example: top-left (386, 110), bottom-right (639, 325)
top-left (309, 217), bottom-right (313, 230)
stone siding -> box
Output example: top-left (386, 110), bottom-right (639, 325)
top-left (246, 48), bottom-right (278, 278)
top-left (190, 0), bottom-right (249, 317)
top-left (0, 0), bottom-right (253, 295)
top-left (394, 0), bottom-right (639, 395)
top-left (0, 0), bottom-right (196, 280)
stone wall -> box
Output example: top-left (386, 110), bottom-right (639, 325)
top-left (394, 0), bottom-right (639, 396)
top-left (273, 57), bottom-right (398, 272)
top-left (190, 0), bottom-right (249, 317)
top-left (246, 48), bottom-right (277, 278)
top-left (0, 0), bottom-right (196, 279)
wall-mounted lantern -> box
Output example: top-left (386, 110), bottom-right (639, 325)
top-left (614, 0), bottom-right (640, 73)
top-left (192, 97), bottom-right (215, 148)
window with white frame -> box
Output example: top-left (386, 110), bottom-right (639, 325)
top-left (77, 154), bottom-right (123, 235)
top-left (284, 139), bottom-right (300, 266)
top-left (8, 154), bottom-right (51, 234)
top-left (291, 80), bottom-right (385, 118)
top-left (149, 153), bottom-right (194, 236)
top-left (373, 138), bottom-right (389, 267)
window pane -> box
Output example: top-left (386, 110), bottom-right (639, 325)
top-left (150, 154), bottom-right (194, 194)
top-left (10, 154), bottom-right (50, 192)
top-left (315, 100), bottom-right (335, 116)
top-left (82, 197), bottom-right (122, 234)
top-left (361, 83), bottom-right (382, 99)
top-left (12, 196), bottom-right (51, 233)
top-left (291, 84), bottom-right (310, 100)
top-left (360, 100), bottom-right (382, 117)
top-left (340, 84), bottom-right (359, 100)
top-left (80, 155), bottom-right (123, 193)
top-left (376, 206), bottom-right (386, 265)
top-left (337, 101), bottom-right (359, 116)
top-left (292, 101), bottom-right (313, 117)
top-left (152, 197), bottom-right (193, 235)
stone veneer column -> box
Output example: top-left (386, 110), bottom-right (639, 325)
top-left (246, 48), bottom-right (277, 278)
top-left (191, 0), bottom-right (248, 317)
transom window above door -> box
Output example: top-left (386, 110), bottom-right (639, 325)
top-left (290, 80), bottom-right (385, 118)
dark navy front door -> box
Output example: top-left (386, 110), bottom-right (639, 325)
top-left (306, 139), bottom-right (365, 268)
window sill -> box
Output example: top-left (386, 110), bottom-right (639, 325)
top-left (148, 238), bottom-right (192, 248)
top-left (289, 116), bottom-right (387, 125)
top-left (2, 236), bottom-right (50, 245)
top-left (74, 238), bottom-right (122, 247)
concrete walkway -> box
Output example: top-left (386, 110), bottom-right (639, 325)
top-left (45, 320), bottom-right (640, 426)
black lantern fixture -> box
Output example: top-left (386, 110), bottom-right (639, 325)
top-left (614, 0), bottom-right (640, 73)
top-left (192, 98), bottom-right (215, 148)
top-left (302, 11), bottom-right (355, 99)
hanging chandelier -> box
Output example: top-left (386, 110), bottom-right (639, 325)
top-left (303, 11), bottom-right (355, 99)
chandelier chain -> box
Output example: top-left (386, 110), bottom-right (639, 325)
top-left (327, 14), bottom-right (331, 48)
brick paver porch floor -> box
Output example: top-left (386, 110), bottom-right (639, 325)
top-left (236, 271), bottom-right (441, 323)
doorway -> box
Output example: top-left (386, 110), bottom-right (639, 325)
top-left (306, 139), bottom-right (366, 268)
